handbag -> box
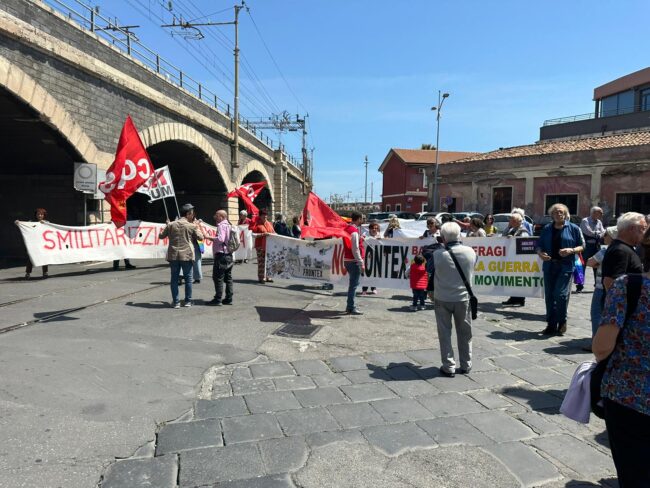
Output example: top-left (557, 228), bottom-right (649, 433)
top-left (448, 248), bottom-right (478, 320)
top-left (590, 273), bottom-right (642, 419)
top-left (573, 253), bottom-right (585, 286)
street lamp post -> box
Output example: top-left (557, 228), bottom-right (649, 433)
top-left (431, 91), bottom-right (449, 212)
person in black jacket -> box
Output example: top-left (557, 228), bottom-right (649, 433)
top-left (273, 214), bottom-right (292, 237)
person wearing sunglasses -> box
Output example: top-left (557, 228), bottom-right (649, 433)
top-left (484, 214), bottom-right (497, 236)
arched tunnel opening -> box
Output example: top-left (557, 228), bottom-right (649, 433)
top-left (241, 170), bottom-right (273, 214)
top-left (0, 87), bottom-right (86, 262)
top-left (133, 140), bottom-right (228, 223)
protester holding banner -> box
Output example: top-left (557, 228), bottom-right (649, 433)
top-left (361, 220), bottom-right (382, 295)
top-left (501, 213), bottom-right (530, 307)
top-left (433, 222), bottom-right (477, 377)
top-left (344, 212), bottom-right (365, 315)
top-left (420, 217), bottom-right (441, 239)
top-left (207, 210), bottom-right (234, 306)
top-left (466, 218), bottom-right (486, 237)
top-left (484, 214), bottom-right (498, 236)
top-left (252, 209), bottom-right (275, 283)
top-left (158, 203), bottom-right (203, 308)
top-left (23, 208), bottom-right (49, 279)
top-left (383, 215), bottom-right (400, 238)
top-left (238, 210), bottom-right (252, 226)
top-left (290, 216), bottom-right (302, 239)
top-left (536, 203), bottom-right (584, 336)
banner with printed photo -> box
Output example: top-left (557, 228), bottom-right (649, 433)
top-left (265, 235), bottom-right (337, 281)
top-left (15, 220), bottom-right (253, 266)
top-left (266, 235), bottom-right (544, 297)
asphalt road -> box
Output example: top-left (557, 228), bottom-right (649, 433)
top-left (0, 259), bottom-right (314, 488)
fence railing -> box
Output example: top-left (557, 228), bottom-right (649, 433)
top-left (39, 0), bottom-right (305, 171)
top-left (543, 105), bottom-right (641, 126)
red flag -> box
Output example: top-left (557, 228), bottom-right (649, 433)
top-left (99, 116), bottom-right (154, 227)
top-left (299, 192), bottom-right (350, 241)
top-left (227, 182), bottom-right (266, 217)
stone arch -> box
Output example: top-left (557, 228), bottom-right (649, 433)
top-left (235, 159), bottom-right (274, 196)
top-left (0, 54), bottom-right (102, 164)
top-left (140, 122), bottom-right (233, 189)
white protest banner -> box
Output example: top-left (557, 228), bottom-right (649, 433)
top-left (136, 166), bottom-right (175, 201)
top-left (466, 236), bottom-right (544, 298)
top-left (233, 225), bottom-right (254, 261)
top-left (266, 235), bottom-right (544, 297)
top-left (16, 220), bottom-right (253, 266)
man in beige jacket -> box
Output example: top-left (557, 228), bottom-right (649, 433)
top-left (159, 203), bottom-right (203, 308)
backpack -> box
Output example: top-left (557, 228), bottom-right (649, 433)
top-left (226, 225), bottom-right (241, 254)
top-left (590, 273), bottom-right (643, 419)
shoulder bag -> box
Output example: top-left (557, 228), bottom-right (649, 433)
top-left (448, 248), bottom-right (478, 320)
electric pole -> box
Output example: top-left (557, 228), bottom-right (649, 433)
top-left (364, 155), bottom-right (369, 203)
top-left (161, 1), bottom-right (247, 173)
top-left (371, 181), bottom-right (374, 204)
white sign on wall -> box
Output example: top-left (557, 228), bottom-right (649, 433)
top-left (73, 162), bottom-right (97, 193)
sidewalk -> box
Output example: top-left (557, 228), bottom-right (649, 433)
top-left (100, 284), bottom-right (617, 488)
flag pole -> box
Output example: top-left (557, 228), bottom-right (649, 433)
top-left (151, 168), bottom-right (170, 221)
top-left (165, 168), bottom-right (181, 219)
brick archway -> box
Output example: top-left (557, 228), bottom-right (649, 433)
top-left (140, 122), bottom-right (234, 189)
top-left (0, 54), bottom-right (101, 164)
top-left (235, 159), bottom-right (275, 196)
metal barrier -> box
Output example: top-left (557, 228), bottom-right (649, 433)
top-left (39, 0), bottom-right (305, 170)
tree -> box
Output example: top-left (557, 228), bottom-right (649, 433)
top-left (421, 144), bottom-right (436, 150)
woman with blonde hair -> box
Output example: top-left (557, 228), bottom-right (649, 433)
top-left (536, 203), bottom-right (585, 336)
top-left (383, 215), bottom-right (401, 238)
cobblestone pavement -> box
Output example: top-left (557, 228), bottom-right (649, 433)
top-left (100, 281), bottom-right (619, 488)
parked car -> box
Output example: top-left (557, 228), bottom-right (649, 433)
top-left (366, 212), bottom-right (391, 221)
top-left (533, 215), bottom-right (582, 236)
top-left (452, 212), bottom-right (484, 222)
top-left (493, 213), bottom-right (534, 234)
top-left (367, 211), bottom-right (417, 221)
top-left (417, 212), bottom-right (454, 223)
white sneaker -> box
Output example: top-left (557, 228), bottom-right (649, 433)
top-left (372, 289), bottom-right (378, 295)
top-left (360, 291), bottom-right (368, 296)
top-left (183, 301), bottom-right (193, 307)
top-left (410, 305), bottom-right (418, 311)
top-left (172, 302), bottom-right (181, 309)
top-left (418, 305), bottom-right (426, 310)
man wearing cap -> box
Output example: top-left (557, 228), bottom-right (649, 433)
top-left (251, 209), bottom-right (275, 283)
top-left (159, 203), bottom-right (203, 308)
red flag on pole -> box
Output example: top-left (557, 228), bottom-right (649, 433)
top-left (299, 192), bottom-right (350, 241)
top-left (99, 116), bottom-right (154, 227)
top-left (227, 182), bottom-right (267, 217)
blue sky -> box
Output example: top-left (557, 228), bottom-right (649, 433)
top-left (84, 0), bottom-right (649, 202)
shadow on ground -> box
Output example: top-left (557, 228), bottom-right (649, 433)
top-left (255, 306), bottom-right (344, 325)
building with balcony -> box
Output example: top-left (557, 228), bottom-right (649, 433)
top-left (541, 67), bottom-right (650, 140)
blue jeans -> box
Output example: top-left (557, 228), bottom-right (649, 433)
top-left (170, 260), bottom-right (193, 303)
top-left (590, 287), bottom-right (605, 338)
top-left (344, 261), bottom-right (362, 311)
top-left (192, 242), bottom-right (203, 281)
top-left (543, 261), bottom-right (573, 330)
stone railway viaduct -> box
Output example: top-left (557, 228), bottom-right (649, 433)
top-left (0, 0), bottom-right (311, 258)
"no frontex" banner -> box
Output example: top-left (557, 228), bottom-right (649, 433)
top-left (266, 235), bottom-right (544, 297)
